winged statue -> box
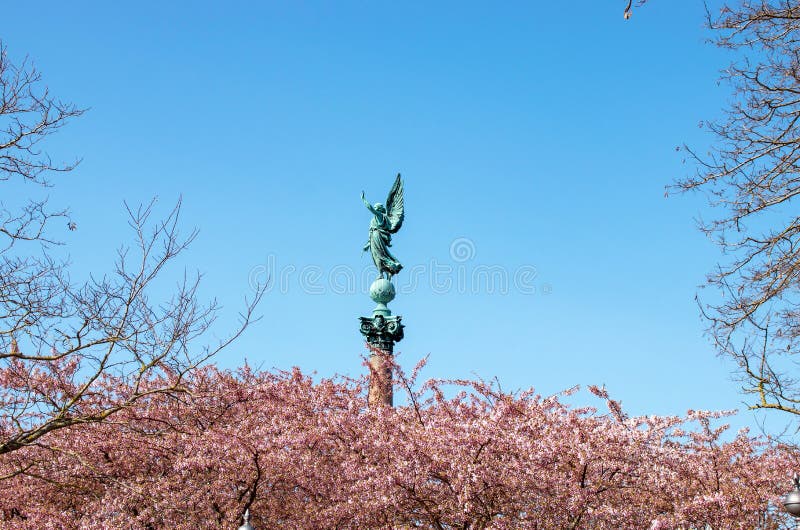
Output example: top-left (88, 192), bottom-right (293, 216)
top-left (362, 174), bottom-right (404, 279)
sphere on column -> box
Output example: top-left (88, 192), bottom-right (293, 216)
top-left (369, 278), bottom-right (396, 316)
top-left (369, 278), bottom-right (396, 304)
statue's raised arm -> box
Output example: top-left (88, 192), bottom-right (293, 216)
top-left (361, 191), bottom-right (378, 216)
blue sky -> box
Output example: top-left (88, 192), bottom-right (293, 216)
top-left (3, 2), bottom-right (775, 433)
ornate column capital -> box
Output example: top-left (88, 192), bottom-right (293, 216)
top-left (359, 314), bottom-right (404, 352)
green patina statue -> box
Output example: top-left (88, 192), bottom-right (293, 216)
top-left (362, 173), bottom-right (404, 280)
top-left (359, 174), bottom-right (405, 402)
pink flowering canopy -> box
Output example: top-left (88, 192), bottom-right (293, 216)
top-left (0, 358), bottom-right (796, 529)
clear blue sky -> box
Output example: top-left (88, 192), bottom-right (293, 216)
top-left (4, 2), bottom-right (775, 433)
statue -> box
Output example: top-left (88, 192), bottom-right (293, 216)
top-left (362, 173), bottom-right (404, 280)
top-left (359, 173), bottom-right (406, 407)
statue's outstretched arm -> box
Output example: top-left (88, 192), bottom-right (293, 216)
top-left (361, 191), bottom-right (377, 214)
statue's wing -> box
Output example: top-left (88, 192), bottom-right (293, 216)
top-left (385, 173), bottom-right (404, 233)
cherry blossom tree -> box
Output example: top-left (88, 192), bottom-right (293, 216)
top-left (1, 360), bottom-right (794, 529)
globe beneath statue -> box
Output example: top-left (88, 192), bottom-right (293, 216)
top-left (369, 278), bottom-right (396, 316)
top-left (370, 278), bottom-right (396, 304)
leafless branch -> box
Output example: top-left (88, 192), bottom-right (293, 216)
top-left (0, 40), bottom-right (266, 460)
top-left (671, 2), bottom-right (800, 417)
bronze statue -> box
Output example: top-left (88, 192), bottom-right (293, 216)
top-left (359, 174), bottom-right (406, 407)
top-left (362, 174), bottom-right (404, 280)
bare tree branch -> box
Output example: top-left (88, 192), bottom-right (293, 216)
top-left (669, 2), bottom-right (800, 417)
top-left (0, 198), bottom-right (266, 455)
top-left (0, 39), bottom-right (266, 459)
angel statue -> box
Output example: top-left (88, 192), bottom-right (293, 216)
top-left (362, 174), bottom-right (404, 280)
